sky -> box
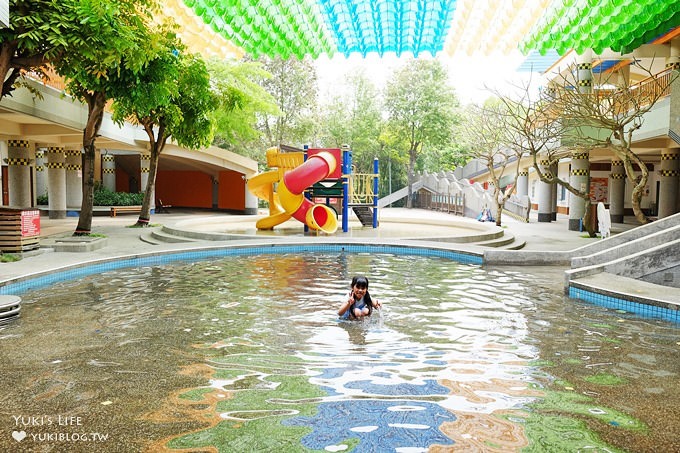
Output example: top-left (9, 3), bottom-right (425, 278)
top-left (315, 51), bottom-right (539, 105)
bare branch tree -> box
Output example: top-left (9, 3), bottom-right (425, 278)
top-left (461, 103), bottom-right (523, 226)
top-left (491, 79), bottom-right (602, 236)
top-left (551, 60), bottom-right (677, 224)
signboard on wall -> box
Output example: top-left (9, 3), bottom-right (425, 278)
top-left (20, 210), bottom-right (40, 237)
top-left (590, 177), bottom-right (608, 203)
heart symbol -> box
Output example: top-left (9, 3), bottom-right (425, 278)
top-left (12, 430), bottom-right (27, 442)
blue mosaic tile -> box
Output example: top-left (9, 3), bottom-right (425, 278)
top-left (569, 286), bottom-right (680, 324)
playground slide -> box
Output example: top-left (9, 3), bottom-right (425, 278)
top-left (246, 171), bottom-right (290, 230)
top-left (247, 151), bottom-right (339, 233)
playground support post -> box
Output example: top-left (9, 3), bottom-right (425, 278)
top-left (373, 157), bottom-right (379, 228)
top-left (342, 146), bottom-right (351, 233)
top-left (303, 145), bottom-right (309, 233)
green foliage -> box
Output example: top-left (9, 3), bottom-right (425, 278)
top-left (255, 56), bottom-right (318, 148)
top-left (0, 0), bottom-right (82, 97)
top-left (385, 59), bottom-right (461, 156)
top-left (37, 193), bottom-right (49, 205)
top-left (111, 26), bottom-right (183, 131)
top-left (208, 58), bottom-right (279, 161)
top-left (93, 185), bottom-right (143, 206)
top-left (384, 58), bottom-right (462, 206)
top-left (55, 0), bottom-right (161, 101)
top-left (318, 70), bottom-right (384, 173)
top-left (0, 253), bottom-right (21, 263)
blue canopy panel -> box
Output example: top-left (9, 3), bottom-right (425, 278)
top-left (593, 59), bottom-right (627, 73)
top-left (317, 0), bottom-right (458, 57)
top-left (517, 50), bottom-right (561, 73)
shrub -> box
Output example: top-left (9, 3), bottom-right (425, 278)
top-left (34, 185), bottom-right (143, 206)
top-left (94, 185), bottom-right (144, 206)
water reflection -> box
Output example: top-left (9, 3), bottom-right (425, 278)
top-left (0, 253), bottom-right (678, 452)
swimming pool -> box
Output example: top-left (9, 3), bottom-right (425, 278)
top-left (1, 252), bottom-right (678, 452)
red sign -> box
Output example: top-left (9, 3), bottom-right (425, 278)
top-left (20, 210), bottom-right (40, 237)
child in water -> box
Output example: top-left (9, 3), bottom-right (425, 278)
top-left (338, 275), bottom-right (381, 320)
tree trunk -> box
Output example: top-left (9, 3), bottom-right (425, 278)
top-left (582, 198), bottom-right (596, 237)
top-left (74, 91), bottom-right (106, 236)
top-left (406, 148), bottom-right (417, 208)
top-left (136, 144), bottom-right (161, 227)
top-left (0, 43), bottom-right (15, 99)
top-left (630, 161), bottom-right (649, 225)
top-left (493, 187), bottom-right (503, 227)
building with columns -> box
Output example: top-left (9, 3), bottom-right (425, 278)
top-left (0, 74), bottom-right (258, 219)
top-left (0, 0), bottom-right (257, 219)
top-left (466, 32), bottom-right (680, 230)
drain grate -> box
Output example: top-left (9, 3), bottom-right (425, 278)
top-left (0, 295), bottom-right (21, 323)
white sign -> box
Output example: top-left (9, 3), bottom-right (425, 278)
top-left (0, 0), bottom-right (8, 28)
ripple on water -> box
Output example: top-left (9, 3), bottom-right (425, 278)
top-left (2, 253), bottom-right (678, 453)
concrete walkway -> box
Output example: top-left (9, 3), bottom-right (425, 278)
top-left (0, 208), bottom-right (589, 279)
top-left (1, 208), bottom-right (676, 317)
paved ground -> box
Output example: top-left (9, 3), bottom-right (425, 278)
top-left (0, 207), bottom-right (641, 286)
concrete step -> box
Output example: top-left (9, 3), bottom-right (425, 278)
top-left (473, 232), bottom-right (515, 248)
top-left (472, 232), bottom-right (526, 250)
top-left (149, 229), bottom-right (201, 244)
top-left (139, 232), bottom-right (162, 245)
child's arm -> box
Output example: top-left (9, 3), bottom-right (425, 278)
top-left (338, 293), bottom-right (354, 316)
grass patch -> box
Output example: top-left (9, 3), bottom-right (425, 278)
top-left (126, 223), bottom-right (161, 228)
top-left (0, 253), bottom-right (21, 263)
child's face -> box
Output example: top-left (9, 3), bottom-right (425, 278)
top-left (352, 285), bottom-right (367, 299)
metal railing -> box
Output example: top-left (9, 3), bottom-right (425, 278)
top-left (349, 173), bottom-right (375, 205)
top-left (413, 191), bottom-right (465, 216)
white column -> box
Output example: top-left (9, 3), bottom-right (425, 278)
top-left (6, 139), bottom-right (33, 207)
top-left (45, 146), bottom-right (67, 219)
top-left (35, 148), bottom-right (47, 200)
top-left (537, 159), bottom-right (552, 222)
top-left (65, 147), bottom-right (82, 208)
top-left (658, 149), bottom-right (679, 218)
top-left (569, 151), bottom-right (590, 231)
top-left (102, 153), bottom-right (116, 191)
top-left (609, 160), bottom-right (626, 223)
top-left (516, 170), bottom-right (529, 198)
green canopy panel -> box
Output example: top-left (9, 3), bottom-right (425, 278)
top-left (520, 0), bottom-right (680, 56)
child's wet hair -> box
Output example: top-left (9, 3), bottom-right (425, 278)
top-left (351, 275), bottom-right (369, 289)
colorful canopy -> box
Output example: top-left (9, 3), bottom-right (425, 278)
top-left (178, 0), bottom-right (680, 60)
top-left (181, 0), bottom-right (459, 58)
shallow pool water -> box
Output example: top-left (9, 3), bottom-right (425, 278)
top-left (1, 253), bottom-right (678, 452)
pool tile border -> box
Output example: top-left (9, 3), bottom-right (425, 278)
top-left (569, 284), bottom-right (680, 324)
top-left (3, 239), bottom-right (677, 326)
top-left (0, 243), bottom-right (482, 295)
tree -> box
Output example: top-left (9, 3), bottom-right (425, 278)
top-left (461, 102), bottom-right (522, 226)
top-left (208, 58), bottom-right (279, 163)
top-left (551, 62), bottom-right (677, 224)
top-left (384, 59), bottom-right (460, 207)
top-left (492, 79), bottom-right (601, 236)
top-left (255, 56), bottom-right (318, 148)
top-left (318, 70), bottom-right (383, 171)
top-left (112, 45), bottom-right (218, 226)
top-left (0, 0), bottom-right (80, 99)
top-left (53, 0), bottom-right (160, 235)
